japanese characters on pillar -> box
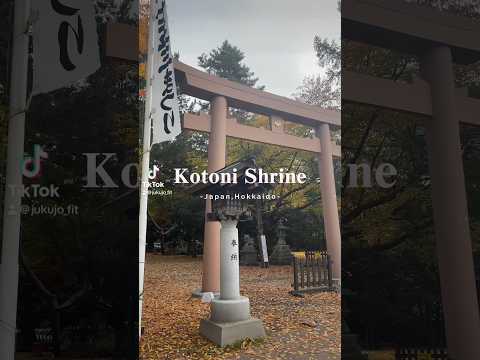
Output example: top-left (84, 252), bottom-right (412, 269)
top-left (230, 238), bottom-right (238, 262)
top-left (191, 158), bottom-right (268, 345)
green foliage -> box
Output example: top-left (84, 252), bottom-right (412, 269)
top-left (198, 40), bottom-right (263, 89)
top-left (314, 37), bottom-right (340, 78)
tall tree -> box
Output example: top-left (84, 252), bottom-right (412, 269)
top-left (198, 40), bottom-right (264, 89)
top-left (296, 37), bottom-right (340, 110)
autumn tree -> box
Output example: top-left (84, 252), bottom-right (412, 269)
top-left (296, 37), bottom-right (341, 109)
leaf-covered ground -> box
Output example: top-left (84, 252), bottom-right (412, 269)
top-left (140, 255), bottom-right (340, 360)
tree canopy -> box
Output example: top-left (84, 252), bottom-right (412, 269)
top-left (198, 40), bottom-right (263, 89)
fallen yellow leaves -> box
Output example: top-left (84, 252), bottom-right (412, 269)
top-left (140, 255), bottom-right (340, 360)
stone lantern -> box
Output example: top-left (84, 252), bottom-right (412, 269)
top-left (240, 234), bottom-right (258, 266)
top-left (270, 218), bottom-right (293, 265)
top-left (191, 158), bottom-right (267, 347)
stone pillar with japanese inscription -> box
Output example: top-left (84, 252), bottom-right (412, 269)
top-left (219, 220), bottom-right (240, 299)
top-left (201, 215), bottom-right (266, 346)
top-left (194, 158), bottom-right (267, 347)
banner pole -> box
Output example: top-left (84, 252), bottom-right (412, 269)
top-left (139, 0), bottom-right (156, 338)
top-left (0, 0), bottom-right (31, 358)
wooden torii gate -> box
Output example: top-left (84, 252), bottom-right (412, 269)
top-left (174, 61), bottom-right (341, 295)
top-left (343, 1), bottom-right (480, 358)
top-left (105, 24), bottom-right (342, 291)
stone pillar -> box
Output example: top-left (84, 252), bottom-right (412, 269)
top-left (316, 124), bottom-right (341, 284)
top-left (200, 218), bottom-right (265, 347)
top-left (198, 96), bottom-right (227, 295)
top-left (219, 220), bottom-right (240, 299)
top-left (421, 46), bottom-right (480, 359)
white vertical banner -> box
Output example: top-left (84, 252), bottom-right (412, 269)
top-left (32, 0), bottom-right (100, 94)
top-left (140, 0), bottom-right (181, 336)
top-left (149, 0), bottom-right (181, 144)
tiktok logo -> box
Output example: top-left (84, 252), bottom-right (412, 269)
top-left (22, 145), bottom-right (48, 179)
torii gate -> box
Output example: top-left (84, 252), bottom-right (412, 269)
top-left (343, 1), bottom-right (480, 358)
top-left (105, 23), bottom-right (342, 290)
top-left (174, 61), bottom-right (341, 294)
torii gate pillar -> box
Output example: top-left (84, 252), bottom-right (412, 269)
top-left (195, 96), bottom-right (227, 295)
top-left (316, 124), bottom-right (341, 285)
top-left (421, 46), bottom-right (480, 359)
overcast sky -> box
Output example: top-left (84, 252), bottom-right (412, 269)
top-left (166, 0), bottom-right (340, 98)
